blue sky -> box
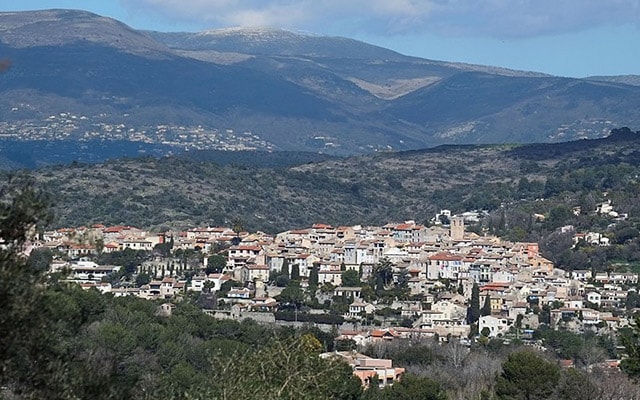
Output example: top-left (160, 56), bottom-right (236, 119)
top-left (1, 0), bottom-right (639, 78)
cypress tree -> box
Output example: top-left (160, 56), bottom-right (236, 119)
top-left (291, 263), bottom-right (300, 281)
top-left (309, 263), bottom-right (319, 287)
top-left (468, 282), bottom-right (480, 324)
top-left (481, 293), bottom-right (492, 316)
top-left (281, 258), bottom-right (290, 278)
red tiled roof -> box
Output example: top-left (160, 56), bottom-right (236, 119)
top-left (429, 252), bottom-right (463, 261)
top-left (370, 329), bottom-right (400, 338)
top-left (103, 226), bottom-right (127, 233)
top-left (232, 245), bottom-right (262, 251)
top-left (559, 359), bottom-right (574, 368)
top-left (394, 223), bottom-right (413, 231)
top-left (312, 223), bottom-right (334, 229)
top-left (248, 265), bottom-right (269, 270)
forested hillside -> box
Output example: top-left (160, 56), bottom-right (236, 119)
top-left (13, 127), bottom-right (640, 234)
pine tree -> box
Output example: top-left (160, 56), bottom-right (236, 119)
top-left (496, 351), bottom-right (561, 399)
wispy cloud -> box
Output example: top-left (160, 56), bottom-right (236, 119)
top-left (120, 0), bottom-right (640, 37)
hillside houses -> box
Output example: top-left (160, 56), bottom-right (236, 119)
top-left (37, 218), bottom-right (640, 342)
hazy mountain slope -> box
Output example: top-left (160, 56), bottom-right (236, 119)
top-left (0, 41), bottom-right (343, 117)
top-left (385, 74), bottom-right (640, 144)
top-left (586, 75), bottom-right (640, 87)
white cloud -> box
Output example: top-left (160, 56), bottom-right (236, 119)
top-left (119, 0), bottom-right (640, 38)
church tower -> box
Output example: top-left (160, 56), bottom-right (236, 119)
top-left (450, 216), bottom-right (464, 241)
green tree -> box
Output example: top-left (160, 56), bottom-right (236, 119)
top-left (27, 247), bottom-right (53, 272)
top-left (335, 338), bottom-right (358, 351)
top-left (206, 253), bottom-right (227, 274)
top-left (98, 248), bottom-right (149, 281)
top-left (154, 241), bottom-right (172, 257)
top-left (278, 280), bottom-right (305, 307)
top-left (547, 204), bottom-right (573, 228)
top-left (135, 272), bottom-right (151, 287)
top-left (274, 273), bottom-right (290, 287)
top-left (376, 374), bottom-right (446, 400)
top-left (625, 290), bottom-right (640, 310)
top-left (495, 350), bottom-right (561, 400)
top-left (342, 269), bottom-right (361, 287)
top-left (372, 258), bottom-right (394, 292)
top-left (219, 279), bottom-right (242, 297)
top-left (208, 336), bottom-right (363, 400)
top-left (0, 182), bottom-right (59, 397)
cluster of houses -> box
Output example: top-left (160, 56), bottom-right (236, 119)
top-left (31, 215), bottom-right (638, 343)
top-left (28, 213), bottom-right (639, 386)
top-left (5, 110), bottom-right (271, 152)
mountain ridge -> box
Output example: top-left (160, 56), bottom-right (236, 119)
top-left (1, 9), bottom-right (639, 157)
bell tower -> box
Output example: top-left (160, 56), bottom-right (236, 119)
top-left (450, 216), bottom-right (464, 241)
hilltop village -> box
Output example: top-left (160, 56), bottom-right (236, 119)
top-left (33, 208), bottom-right (634, 347)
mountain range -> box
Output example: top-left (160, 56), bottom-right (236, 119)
top-left (1, 9), bottom-right (639, 160)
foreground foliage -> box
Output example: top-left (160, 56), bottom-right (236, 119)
top-left (0, 186), bottom-right (364, 399)
top-left (2, 282), bottom-right (364, 399)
